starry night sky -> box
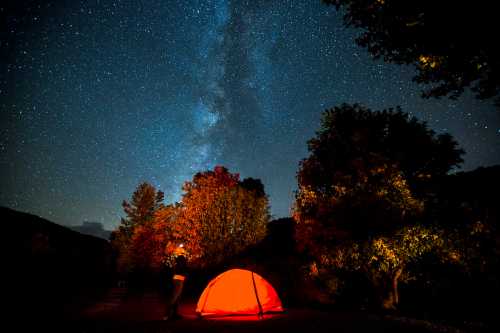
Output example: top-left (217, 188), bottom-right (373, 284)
top-left (1, 0), bottom-right (499, 229)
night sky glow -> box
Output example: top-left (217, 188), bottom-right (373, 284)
top-left (1, 0), bottom-right (499, 229)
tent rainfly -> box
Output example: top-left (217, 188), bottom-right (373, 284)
top-left (196, 268), bottom-right (284, 317)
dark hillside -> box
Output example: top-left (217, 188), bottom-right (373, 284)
top-left (2, 207), bottom-right (113, 320)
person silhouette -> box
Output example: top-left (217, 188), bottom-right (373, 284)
top-left (164, 247), bottom-right (187, 320)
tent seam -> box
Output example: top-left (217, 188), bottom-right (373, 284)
top-left (251, 271), bottom-right (264, 317)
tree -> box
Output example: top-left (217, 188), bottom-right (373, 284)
top-left (295, 160), bottom-right (424, 245)
top-left (111, 169), bottom-right (269, 272)
top-left (297, 103), bottom-right (463, 207)
top-left (309, 224), bottom-right (473, 310)
top-left (127, 203), bottom-right (182, 271)
top-left (325, 1), bottom-right (500, 107)
top-left (121, 182), bottom-right (164, 232)
top-left (111, 182), bottom-right (164, 273)
top-left (294, 104), bottom-right (465, 309)
top-left (177, 166), bottom-right (269, 268)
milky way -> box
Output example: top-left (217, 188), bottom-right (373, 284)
top-left (1, 0), bottom-right (499, 229)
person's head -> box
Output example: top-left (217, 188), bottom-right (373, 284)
top-left (175, 254), bottom-right (187, 269)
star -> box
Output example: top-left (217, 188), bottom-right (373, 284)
top-left (0, 0), bottom-right (498, 229)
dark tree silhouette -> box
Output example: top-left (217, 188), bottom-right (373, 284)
top-left (326, 0), bottom-right (500, 107)
top-left (294, 104), bottom-right (465, 309)
top-left (240, 177), bottom-right (266, 198)
top-left (298, 103), bottom-right (463, 201)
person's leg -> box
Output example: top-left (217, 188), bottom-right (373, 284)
top-left (171, 280), bottom-right (185, 318)
top-left (165, 279), bottom-right (183, 319)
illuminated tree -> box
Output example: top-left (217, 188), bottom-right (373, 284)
top-left (152, 203), bottom-right (198, 268)
top-left (111, 182), bottom-right (164, 272)
top-left (294, 104), bottom-right (465, 309)
top-left (178, 166), bottom-right (269, 268)
top-left (325, 0), bottom-right (500, 107)
top-left (111, 170), bottom-right (269, 272)
top-left (311, 221), bottom-right (497, 310)
top-left (310, 225), bottom-right (445, 309)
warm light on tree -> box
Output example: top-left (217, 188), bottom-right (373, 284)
top-left (418, 55), bottom-right (440, 69)
top-left (178, 166), bottom-right (269, 268)
top-left (112, 167), bottom-right (270, 271)
top-left (110, 182), bottom-right (164, 273)
top-left (311, 225), bottom-right (447, 309)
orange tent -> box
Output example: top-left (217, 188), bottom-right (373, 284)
top-left (196, 268), bottom-right (284, 317)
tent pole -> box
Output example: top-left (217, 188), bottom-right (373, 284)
top-left (251, 271), bottom-right (264, 318)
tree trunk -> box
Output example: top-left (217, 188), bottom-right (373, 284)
top-left (392, 268), bottom-right (402, 306)
top-left (381, 289), bottom-right (396, 310)
top-left (380, 268), bottom-right (402, 310)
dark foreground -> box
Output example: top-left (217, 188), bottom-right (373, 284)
top-left (21, 287), bottom-right (493, 333)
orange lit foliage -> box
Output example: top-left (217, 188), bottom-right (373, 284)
top-left (112, 168), bottom-right (269, 272)
top-left (111, 182), bottom-right (164, 273)
top-left (129, 204), bottom-right (181, 270)
top-left (196, 269), bottom-right (283, 316)
top-left (179, 166), bottom-right (269, 268)
top-left (153, 203), bottom-right (200, 268)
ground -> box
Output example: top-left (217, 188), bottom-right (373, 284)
top-left (22, 287), bottom-right (493, 333)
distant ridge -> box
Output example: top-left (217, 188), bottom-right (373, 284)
top-left (2, 206), bottom-right (110, 245)
top-left (70, 221), bottom-right (112, 240)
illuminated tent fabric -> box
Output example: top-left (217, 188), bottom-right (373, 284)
top-left (196, 268), bottom-right (284, 317)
